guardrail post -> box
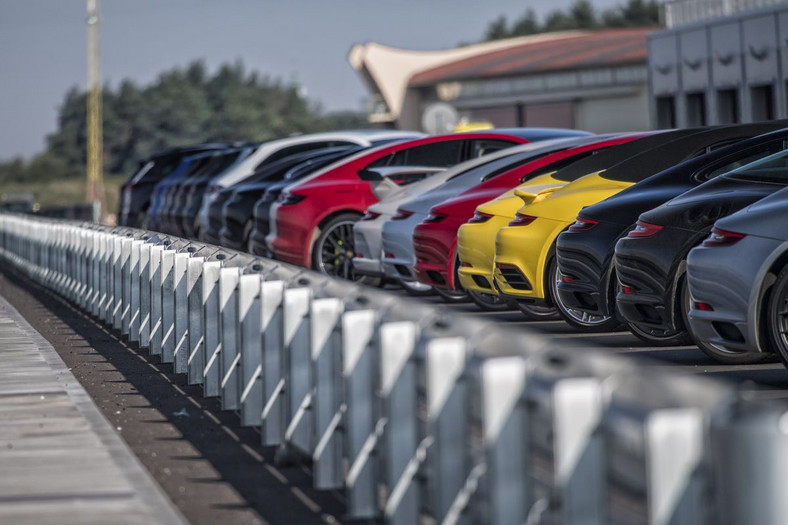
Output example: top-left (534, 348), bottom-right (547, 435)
top-left (710, 398), bottom-right (788, 525)
top-left (281, 286), bottom-right (313, 456)
top-left (425, 337), bottom-right (468, 524)
top-left (90, 231), bottom-right (101, 317)
top-left (603, 374), bottom-right (727, 525)
top-left (128, 239), bottom-right (143, 340)
top-left (473, 356), bottom-right (529, 525)
top-left (120, 236), bottom-right (134, 334)
top-left (261, 280), bottom-right (285, 446)
top-left (312, 297), bottom-right (346, 490)
top-left (186, 256), bottom-right (206, 382)
top-left (202, 261), bottom-right (222, 397)
top-left (379, 321), bottom-right (420, 525)
top-left (219, 267), bottom-right (241, 410)
top-left (138, 241), bottom-right (152, 348)
top-left (238, 273), bottom-right (263, 426)
top-left (112, 236), bottom-right (124, 330)
top-left (343, 308), bottom-right (379, 519)
top-left (173, 251), bottom-right (193, 373)
top-left (160, 248), bottom-right (177, 362)
top-left (148, 245), bottom-right (166, 356)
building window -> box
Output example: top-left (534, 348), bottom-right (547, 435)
top-left (656, 96), bottom-right (676, 128)
top-left (751, 85), bottom-right (775, 121)
top-left (686, 92), bottom-right (707, 126)
top-left (716, 89), bottom-right (739, 124)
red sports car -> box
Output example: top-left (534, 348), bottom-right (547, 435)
top-left (268, 129), bottom-right (591, 279)
top-left (411, 134), bottom-right (646, 295)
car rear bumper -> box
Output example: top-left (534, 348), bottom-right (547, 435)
top-left (686, 235), bottom-right (780, 354)
top-left (381, 212), bottom-right (423, 282)
top-left (457, 215), bottom-right (509, 294)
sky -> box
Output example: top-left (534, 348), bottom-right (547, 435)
top-left (0, 0), bottom-right (621, 160)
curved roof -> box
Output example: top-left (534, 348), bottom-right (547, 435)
top-left (349, 28), bottom-right (655, 122)
top-left (348, 31), bottom-right (586, 121)
top-left (411, 27), bottom-right (654, 85)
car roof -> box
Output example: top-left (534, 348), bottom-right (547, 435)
top-left (457, 127), bottom-right (593, 141)
top-left (599, 123), bottom-right (788, 183)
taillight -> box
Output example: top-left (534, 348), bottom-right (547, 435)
top-left (508, 212), bottom-right (537, 227)
top-left (627, 221), bottom-right (663, 238)
top-left (694, 301), bottom-right (714, 311)
top-left (568, 216), bottom-right (599, 232)
top-left (361, 211), bottom-right (381, 221)
top-left (702, 227), bottom-right (746, 247)
top-left (424, 211), bottom-right (447, 223)
top-left (467, 211), bottom-right (493, 224)
top-left (278, 192), bottom-right (306, 205)
top-left (392, 209), bottom-right (414, 221)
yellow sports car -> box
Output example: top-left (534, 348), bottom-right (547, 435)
top-left (491, 127), bottom-right (729, 320)
top-left (457, 174), bottom-right (562, 299)
top-left (456, 134), bottom-right (648, 313)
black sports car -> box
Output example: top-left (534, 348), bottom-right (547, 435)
top-left (555, 123), bottom-right (788, 332)
top-left (210, 146), bottom-right (362, 250)
top-left (118, 143), bottom-right (228, 228)
top-left (614, 147), bottom-right (788, 351)
top-left (176, 145), bottom-right (257, 239)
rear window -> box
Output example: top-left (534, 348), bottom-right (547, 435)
top-left (696, 141), bottom-right (787, 182)
top-left (368, 140), bottom-right (464, 168)
top-left (527, 148), bottom-right (609, 183)
top-left (727, 148), bottom-right (788, 184)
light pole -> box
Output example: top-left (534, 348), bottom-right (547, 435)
top-left (86, 0), bottom-right (104, 221)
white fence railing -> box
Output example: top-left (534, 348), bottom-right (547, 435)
top-left (1, 213), bottom-right (787, 524)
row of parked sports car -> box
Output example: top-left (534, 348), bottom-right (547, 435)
top-left (119, 122), bottom-right (788, 369)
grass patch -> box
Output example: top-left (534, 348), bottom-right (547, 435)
top-left (1, 174), bottom-right (126, 219)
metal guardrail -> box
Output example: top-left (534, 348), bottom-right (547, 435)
top-left (0, 213), bottom-right (786, 525)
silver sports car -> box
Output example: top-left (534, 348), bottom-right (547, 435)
top-left (687, 183), bottom-right (788, 364)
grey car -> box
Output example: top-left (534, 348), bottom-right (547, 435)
top-left (380, 137), bottom-right (596, 297)
top-left (687, 184), bottom-right (788, 364)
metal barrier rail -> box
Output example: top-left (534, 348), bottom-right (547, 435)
top-left (0, 213), bottom-right (786, 525)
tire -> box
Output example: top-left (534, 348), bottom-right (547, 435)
top-left (550, 257), bottom-right (621, 332)
top-left (434, 254), bottom-right (470, 303)
top-left (435, 286), bottom-right (470, 303)
top-left (767, 265), bottom-right (788, 368)
top-left (400, 279), bottom-right (436, 297)
top-left (242, 220), bottom-right (253, 253)
top-left (624, 275), bottom-right (694, 346)
top-left (468, 289), bottom-right (515, 312)
top-left (516, 300), bottom-right (560, 320)
top-left (311, 213), bottom-right (380, 285)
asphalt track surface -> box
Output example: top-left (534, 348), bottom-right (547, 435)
top-left (2, 263), bottom-right (788, 524)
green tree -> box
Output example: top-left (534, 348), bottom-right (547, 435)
top-left (510, 9), bottom-right (540, 36)
top-left (0, 59), bottom-right (369, 186)
top-left (482, 0), bottom-right (660, 41)
top-left (484, 15), bottom-right (510, 41)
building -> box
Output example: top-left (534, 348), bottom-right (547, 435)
top-left (649, 0), bottom-right (788, 127)
top-left (349, 28), bottom-right (654, 134)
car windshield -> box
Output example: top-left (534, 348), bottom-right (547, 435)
top-left (727, 148), bottom-right (788, 184)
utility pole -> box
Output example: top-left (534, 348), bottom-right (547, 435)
top-left (86, 0), bottom-right (104, 221)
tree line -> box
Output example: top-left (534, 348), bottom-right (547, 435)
top-left (483, 0), bottom-right (661, 41)
top-left (0, 61), bottom-right (368, 183)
